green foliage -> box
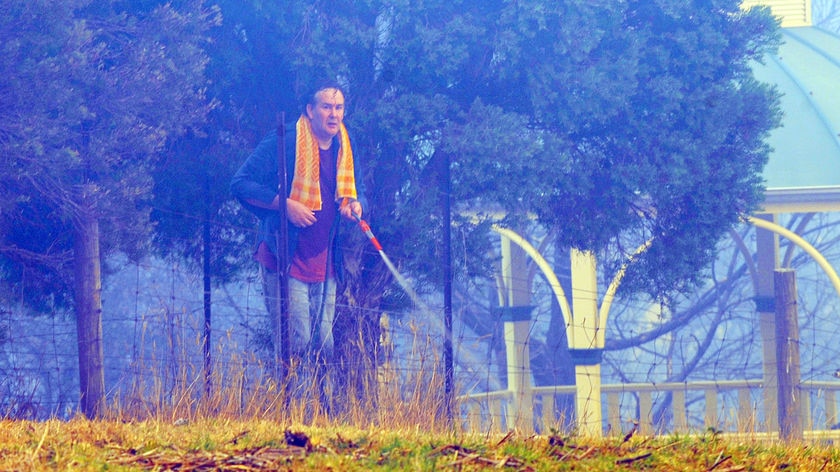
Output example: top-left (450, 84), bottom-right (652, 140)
top-left (1, 0), bottom-right (784, 308)
top-left (150, 135), bottom-right (253, 285)
top-left (258, 0), bottom-right (782, 300)
top-left (0, 0), bottom-right (218, 309)
top-left (146, 0), bottom-right (308, 286)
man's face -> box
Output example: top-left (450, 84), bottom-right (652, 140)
top-left (306, 88), bottom-right (345, 144)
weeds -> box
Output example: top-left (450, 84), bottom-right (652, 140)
top-left (3, 323), bottom-right (840, 470)
top-left (2, 418), bottom-right (840, 471)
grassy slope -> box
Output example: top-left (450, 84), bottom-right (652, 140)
top-left (1, 418), bottom-right (839, 471)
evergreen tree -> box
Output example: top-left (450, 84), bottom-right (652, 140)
top-left (246, 0), bottom-right (780, 299)
top-left (0, 0), bottom-right (218, 417)
top-left (208, 0), bottom-right (780, 399)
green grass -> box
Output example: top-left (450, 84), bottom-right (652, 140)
top-left (2, 417), bottom-right (840, 470)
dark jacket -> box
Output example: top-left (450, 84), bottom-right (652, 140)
top-left (230, 122), bottom-right (366, 282)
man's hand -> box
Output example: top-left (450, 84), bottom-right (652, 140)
top-left (286, 198), bottom-right (316, 227)
top-left (340, 199), bottom-right (362, 221)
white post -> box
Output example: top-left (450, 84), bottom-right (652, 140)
top-left (570, 249), bottom-right (602, 436)
top-left (500, 236), bottom-right (534, 432)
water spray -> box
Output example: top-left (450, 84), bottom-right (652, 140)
top-left (348, 211), bottom-right (498, 391)
top-left (350, 212), bottom-right (424, 306)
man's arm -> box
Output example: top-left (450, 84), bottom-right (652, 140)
top-left (229, 132), bottom-right (280, 215)
top-left (341, 133), bottom-right (367, 220)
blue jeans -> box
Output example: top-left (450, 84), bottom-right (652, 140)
top-left (261, 267), bottom-right (336, 362)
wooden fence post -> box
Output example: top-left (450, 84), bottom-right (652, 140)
top-left (775, 269), bottom-right (802, 441)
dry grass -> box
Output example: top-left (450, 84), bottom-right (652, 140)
top-left (3, 362), bottom-right (840, 471)
top-left (4, 332), bottom-right (839, 470)
top-left (2, 417), bottom-right (840, 471)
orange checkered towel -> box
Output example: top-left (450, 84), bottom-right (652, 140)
top-left (290, 114), bottom-right (357, 210)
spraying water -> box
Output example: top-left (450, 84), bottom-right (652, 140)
top-left (356, 216), bottom-right (428, 309)
top-left (352, 214), bottom-right (501, 392)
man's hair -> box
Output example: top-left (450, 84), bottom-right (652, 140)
top-left (301, 79), bottom-right (346, 111)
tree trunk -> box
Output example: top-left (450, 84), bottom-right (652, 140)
top-left (73, 211), bottom-right (105, 418)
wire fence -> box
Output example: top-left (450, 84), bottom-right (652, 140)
top-left (2, 213), bottom-right (840, 436)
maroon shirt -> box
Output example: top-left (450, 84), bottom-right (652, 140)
top-left (289, 147), bottom-right (337, 282)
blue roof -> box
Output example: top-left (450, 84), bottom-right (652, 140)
top-left (752, 27), bottom-right (840, 212)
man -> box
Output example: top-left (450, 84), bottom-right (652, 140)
top-left (230, 82), bottom-right (365, 374)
